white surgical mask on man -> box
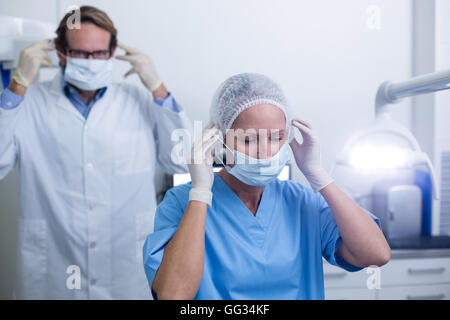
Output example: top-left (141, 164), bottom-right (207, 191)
top-left (63, 55), bottom-right (113, 91)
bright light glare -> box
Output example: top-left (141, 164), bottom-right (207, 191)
top-left (349, 145), bottom-right (410, 170)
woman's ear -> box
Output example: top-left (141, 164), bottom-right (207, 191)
top-left (223, 138), bottom-right (236, 166)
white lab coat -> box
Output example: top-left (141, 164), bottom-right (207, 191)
top-left (0, 73), bottom-right (192, 299)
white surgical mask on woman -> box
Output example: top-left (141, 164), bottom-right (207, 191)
top-left (222, 142), bottom-right (291, 186)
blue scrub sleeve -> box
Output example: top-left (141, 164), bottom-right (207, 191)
top-left (143, 226), bottom-right (178, 299)
top-left (142, 187), bottom-right (186, 298)
top-left (317, 193), bottom-right (381, 272)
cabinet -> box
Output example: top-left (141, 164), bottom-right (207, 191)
top-left (378, 284), bottom-right (450, 300)
top-left (324, 251), bottom-right (450, 300)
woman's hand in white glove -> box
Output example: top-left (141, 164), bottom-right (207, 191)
top-left (116, 43), bottom-right (162, 92)
top-left (187, 124), bottom-right (221, 206)
top-left (289, 119), bottom-right (333, 192)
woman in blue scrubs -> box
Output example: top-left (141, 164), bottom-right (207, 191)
top-left (143, 73), bottom-right (390, 300)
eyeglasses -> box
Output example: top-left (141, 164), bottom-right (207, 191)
top-left (65, 47), bottom-right (111, 59)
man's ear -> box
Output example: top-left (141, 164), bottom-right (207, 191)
top-left (110, 45), bottom-right (117, 58)
top-left (55, 44), bottom-right (66, 68)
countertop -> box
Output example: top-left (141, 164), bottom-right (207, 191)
top-left (391, 248), bottom-right (450, 259)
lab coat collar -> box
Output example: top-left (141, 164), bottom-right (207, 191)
top-left (47, 70), bottom-right (110, 123)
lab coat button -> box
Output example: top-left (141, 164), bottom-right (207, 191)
top-left (90, 242), bottom-right (96, 248)
top-left (90, 279), bottom-right (96, 286)
top-left (86, 163), bottom-right (93, 169)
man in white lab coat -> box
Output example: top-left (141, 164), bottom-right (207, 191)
top-left (0, 6), bottom-right (191, 299)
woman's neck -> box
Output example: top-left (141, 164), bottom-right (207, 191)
top-left (218, 168), bottom-right (264, 215)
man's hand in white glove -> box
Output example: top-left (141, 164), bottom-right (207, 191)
top-left (289, 118), bottom-right (334, 192)
top-left (187, 124), bottom-right (221, 207)
top-left (116, 43), bottom-right (163, 92)
top-left (12, 39), bottom-right (53, 90)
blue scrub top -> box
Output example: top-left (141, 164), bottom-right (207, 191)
top-left (143, 173), bottom-right (380, 300)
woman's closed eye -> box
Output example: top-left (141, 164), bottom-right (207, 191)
top-left (241, 136), bottom-right (257, 144)
top-left (243, 136), bottom-right (283, 144)
top-left (270, 132), bottom-right (285, 142)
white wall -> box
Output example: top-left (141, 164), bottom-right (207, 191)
top-left (0, 0), bottom-right (414, 298)
top-left (434, 0), bottom-right (450, 235)
top-left (57, 0), bottom-right (413, 182)
top-left (0, 0), bottom-right (59, 23)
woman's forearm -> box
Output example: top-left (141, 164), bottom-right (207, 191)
top-left (320, 182), bottom-right (391, 267)
top-left (152, 200), bottom-right (208, 299)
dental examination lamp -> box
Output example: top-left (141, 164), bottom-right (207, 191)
top-left (331, 69), bottom-right (450, 239)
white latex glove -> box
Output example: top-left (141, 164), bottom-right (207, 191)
top-left (187, 124), bottom-right (221, 207)
top-left (116, 43), bottom-right (162, 92)
top-left (12, 39), bottom-right (53, 88)
top-left (289, 118), bottom-right (334, 192)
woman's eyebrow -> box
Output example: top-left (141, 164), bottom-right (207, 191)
top-left (237, 129), bottom-right (285, 137)
top-left (269, 129), bottom-right (285, 135)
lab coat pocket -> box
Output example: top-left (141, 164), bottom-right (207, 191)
top-left (136, 211), bottom-right (155, 263)
top-left (17, 218), bottom-right (47, 299)
top-left (114, 130), bottom-right (152, 176)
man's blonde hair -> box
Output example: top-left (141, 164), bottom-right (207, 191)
top-left (55, 6), bottom-right (118, 51)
